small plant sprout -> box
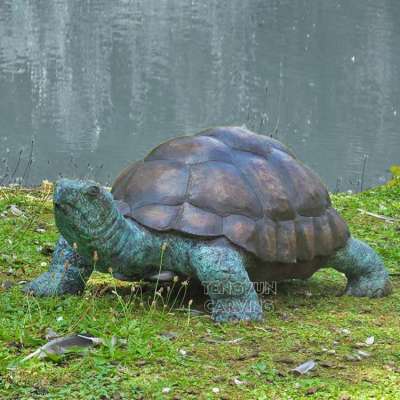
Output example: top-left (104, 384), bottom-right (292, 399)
top-left (161, 241), bottom-right (168, 253)
top-left (187, 299), bottom-right (193, 325)
top-left (151, 241), bottom-right (168, 309)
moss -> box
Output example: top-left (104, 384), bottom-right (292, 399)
top-left (0, 182), bottom-right (399, 399)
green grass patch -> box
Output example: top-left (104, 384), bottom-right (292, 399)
top-left (0, 182), bottom-right (399, 399)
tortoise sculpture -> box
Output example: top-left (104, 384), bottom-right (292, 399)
top-left (25, 127), bottom-right (392, 322)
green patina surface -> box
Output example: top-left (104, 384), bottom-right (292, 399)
top-left (0, 178), bottom-right (399, 399)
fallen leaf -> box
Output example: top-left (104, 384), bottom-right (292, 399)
top-left (233, 350), bottom-right (260, 361)
top-left (1, 280), bottom-right (14, 290)
top-left (110, 336), bottom-right (118, 347)
top-left (320, 361), bottom-right (335, 368)
top-left (306, 386), bottom-right (319, 395)
top-left (148, 271), bottom-right (174, 282)
top-left (9, 205), bottom-right (23, 217)
top-left (274, 356), bottom-right (295, 364)
top-left (365, 336), bottom-right (375, 346)
top-left (226, 337), bottom-right (244, 344)
top-left (291, 360), bottom-right (316, 375)
top-left (357, 350), bottom-right (371, 358)
top-left (203, 337), bottom-right (243, 345)
top-left (233, 378), bottom-right (246, 385)
top-left (159, 332), bottom-right (178, 341)
top-left (44, 328), bottom-right (59, 340)
top-left (175, 307), bottom-right (204, 315)
top-left (344, 354), bottom-right (362, 362)
top-left (22, 334), bottom-right (103, 362)
top-left (353, 342), bottom-right (367, 348)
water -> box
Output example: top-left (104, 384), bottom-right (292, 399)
top-left (0, 0), bottom-right (399, 191)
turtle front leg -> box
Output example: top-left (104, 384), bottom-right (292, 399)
top-left (190, 245), bottom-right (262, 322)
top-left (328, 237), bottom-right (392, 298)
top-left (24, 236), bottom-right (94, 296)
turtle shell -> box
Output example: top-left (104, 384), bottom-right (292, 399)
top-left (112, 127), bottom-right (350, 263)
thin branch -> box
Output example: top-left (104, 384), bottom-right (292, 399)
top-left (357, 209), bottom-right (398, 223)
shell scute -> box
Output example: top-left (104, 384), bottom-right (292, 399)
top-left (223, 215), bottom-right (257, 254)
top-left (295, 217), bottom-right (316, 261)
top-left (116, 160), bottom-right (189, 208)
top-left (131, 204), bottom-right (179, 230)
top-left (232, 150), bottom-right (295, 220)
top-left (198, 126), bottom-right (295, 158)
top-left (146, 135), bottom-right (233, 164)
top-left (174, 202), bottom-right (222, 236)
top-left (255, 218), bottom-right (277, 262)
top-left (188, 161), bottom-right (262, 218)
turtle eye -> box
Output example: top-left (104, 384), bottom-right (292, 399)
top-left (86, 185), bottom-right (100, 197)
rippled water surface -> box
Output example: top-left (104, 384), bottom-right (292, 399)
top-left (0, 0), bottom-right (399, 190)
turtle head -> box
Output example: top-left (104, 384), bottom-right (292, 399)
top-left (53, 179), bottom-right (118, 257)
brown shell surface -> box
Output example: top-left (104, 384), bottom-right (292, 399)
top-left (112, 127), bottom-right (350, 262)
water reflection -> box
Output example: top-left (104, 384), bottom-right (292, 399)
top-left (0, 0), bottom-right (399, 189)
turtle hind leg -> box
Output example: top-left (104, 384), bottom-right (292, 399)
top-left (328, 237), bottom-right (392, 298)
top-left (190, 244), bottom-right (262, 322)
top-left (24, 236), bottom-right (94, 296)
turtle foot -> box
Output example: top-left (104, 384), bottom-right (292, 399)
top-left (329, 238), bottom-right (393, 299)
top-left (345, 273), bottom-right (393, 298)
top-left (24, 270), bottom-right (85, 296)
top-left (211, 295), bottom-right (263, 322)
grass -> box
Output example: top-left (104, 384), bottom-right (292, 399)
top-left (0, 179), bottom-right (399, 400)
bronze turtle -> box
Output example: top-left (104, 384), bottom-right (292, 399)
top-left (25, 127), bottom-right (392, 322)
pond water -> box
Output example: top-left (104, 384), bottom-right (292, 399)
top-left (0, 0), bottom-right (399, 191)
